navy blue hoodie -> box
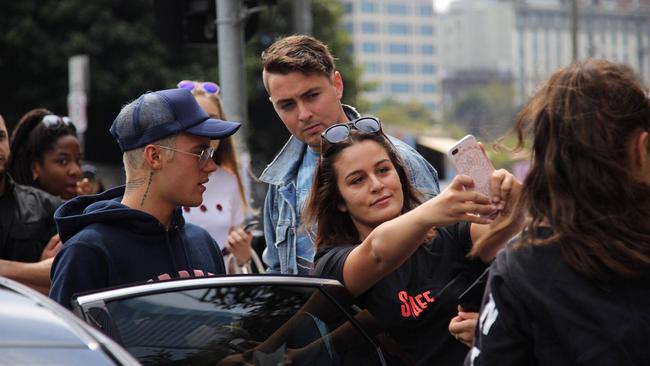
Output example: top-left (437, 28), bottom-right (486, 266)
top-left (49, 186), bottom-right (225, 309)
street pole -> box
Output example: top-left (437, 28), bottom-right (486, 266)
top-left (292, 0), bottom-right (312, 35)
top-left (68, 55), bottom-right (89, 148)
top-left (216, 0), bottom-right (247, 127)
top-left (216, 0), bottom-right (253, 208)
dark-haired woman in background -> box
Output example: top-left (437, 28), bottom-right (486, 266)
top-left (8, 108), bottom-right (90, 199)
top-left (469, 59), bottom-right (650, 365)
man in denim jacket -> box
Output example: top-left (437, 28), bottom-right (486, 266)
top-left (259, 35), bottom-right (440, 274)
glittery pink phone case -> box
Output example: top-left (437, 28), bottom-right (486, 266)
top-left (448, 135), bottom-right (495, 197)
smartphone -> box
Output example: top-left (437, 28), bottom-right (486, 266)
top-left (447, 135), bottom-right (495, 197)
top-left (457, 268), bottom-right (489, 313)
top-left (242, 220), bottom-right (259, 232)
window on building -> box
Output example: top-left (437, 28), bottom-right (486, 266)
top-left (420, 64), bottom-right (437, 74)
top-left (387, 23), bottom-right (410, 35)
top-left (387, 43), bottom-right (410, 54)
top-left (419, 25), bottom-right (434, 36)
top-left (364, 62), bottom-right (381, 74)
top-left (362, 42), bottom-right (380, 53)
top-left (420, 5), bottom-right (434, 16)
top-left (361, 22), bottom-right (379, 34)
top-left (361, 1), bottom-right (377, 13)
top-left (420, 45), bottom-right (436, 55)
top-left (421, 84), bottom-right (437, 93)
top-left (425, 103), bottom-right (437, 113)
top-left (388, 63), bottom-right (411, 74)
top-left (342, 22), bottom-right (353, 34)
top-left (386, 3), bottom-right (408, 14)
top-left (390, 83), bottom-right (411, 93)
top-left (343, 2), bottom-right (353, 13)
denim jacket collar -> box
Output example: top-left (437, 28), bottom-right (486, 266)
top-left (259, 104), bottom-right (361, 186)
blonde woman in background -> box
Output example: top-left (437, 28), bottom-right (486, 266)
top-left (178, 80), bottom-right (257, 271)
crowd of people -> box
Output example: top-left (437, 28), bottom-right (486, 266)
top-left (1, 34), bottom-right (649, 365)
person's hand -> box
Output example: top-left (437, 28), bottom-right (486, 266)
top-left (488, 169), bottom-right (521, 216)
top-left (448, 305), bottom-right (478, 348)
top-left (76, 178), bottom-right (94, 196)
top-left (427, 174), bottom-right (498, 227)
top-left (226, 227), bottom-right (254, 266)
top-left (40, 234), bottom-right (63, 261)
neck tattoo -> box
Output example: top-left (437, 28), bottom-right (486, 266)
top-left (125, 177), bottom-right (145, 193)
top-left (140, 171), bottom-right (154, 207)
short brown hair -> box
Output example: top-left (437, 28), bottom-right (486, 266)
top-left (261, 35), bottom-right (336, 91)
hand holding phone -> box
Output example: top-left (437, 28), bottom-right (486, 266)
top-left (448, 135), bottom-right (495, 197)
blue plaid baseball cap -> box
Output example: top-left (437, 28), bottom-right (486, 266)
top-left (110, 88), bottom-right (241, 152)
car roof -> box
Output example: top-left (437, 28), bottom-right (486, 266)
top-left (0, 282), bottom-right (91, 347)
top-left (0, 277), bottom-right (141, 365)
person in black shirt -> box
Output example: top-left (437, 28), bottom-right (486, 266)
top-left (0, 113), bottom-right (63, 294)
top-left (468, 59), bottom-right (650, 365)
top-left (304, 118), bottom-right (523, 366)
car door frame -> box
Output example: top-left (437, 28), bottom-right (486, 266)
top-left (73, 275), bottom-right (388, 366)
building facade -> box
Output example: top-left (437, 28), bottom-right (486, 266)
top-left (341, 0), bottom-right (441, 117)
top-left (440, 0), bottom-right (650, 108)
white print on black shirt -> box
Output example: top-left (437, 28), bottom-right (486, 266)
top-left (468, 346), bottom-right (481, 366)
top-left (479, 293), bottom-right (499, 335)
top-left (469, 293), bottom-right (498, 365)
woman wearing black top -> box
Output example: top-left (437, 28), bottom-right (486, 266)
top-left (469, 60), bottom-right (650, 365)
top-left (305, 117), bottom-right (522, 365)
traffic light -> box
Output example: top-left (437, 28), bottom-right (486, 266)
top-left (154, 0), bottom-right (274, 48)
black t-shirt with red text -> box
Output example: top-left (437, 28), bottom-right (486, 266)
top-left (314, 222), bottom-right (486, 366)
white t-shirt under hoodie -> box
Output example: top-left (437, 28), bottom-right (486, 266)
top-left (182, 168), bottom-right (244, 249)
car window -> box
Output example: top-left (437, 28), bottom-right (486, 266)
top-left (87, 285), bottom-right (385, 365)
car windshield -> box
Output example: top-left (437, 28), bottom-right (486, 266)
top-left (88, 284), bottom-right (385, 365)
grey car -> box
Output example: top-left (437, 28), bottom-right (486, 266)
top-left (0, 276), bottom-right (140, 366)
top-left (72, 275), bottom-right (407, 366)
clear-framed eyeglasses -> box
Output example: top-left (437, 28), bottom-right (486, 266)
top-left (154, 145), bottom-right (215, 168)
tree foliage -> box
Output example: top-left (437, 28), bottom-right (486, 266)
top-left (371, 99), bottom-right (436, 133)
top-left (0, 0), bottom-right (361, 166)
top-left (446, 82), bottom-right (517, 141)
top-left (0, 0), bottom-right (223, 161)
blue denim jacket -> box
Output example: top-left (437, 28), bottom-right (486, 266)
top-left (260, 106), bottom-right (441, 274)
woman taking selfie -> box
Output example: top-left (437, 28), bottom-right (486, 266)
top-left (469, 60), bottom-right (650, 365)
top-left (305, 117), bottom-right (523, 365)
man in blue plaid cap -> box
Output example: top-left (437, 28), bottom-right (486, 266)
top-left (50, 88), bottom-right (240, 309)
